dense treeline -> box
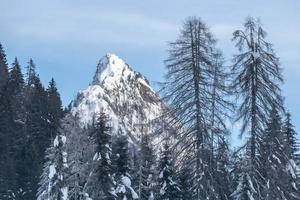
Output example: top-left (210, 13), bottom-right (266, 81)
top-left (0, 45), bottom-right (63, 199)
top-left (0, 16), bottom-right (300, 200)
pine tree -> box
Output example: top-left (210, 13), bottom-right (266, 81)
top-left (0, 43), bottom-right (8, 89)
top-left (86, 113), bottom-right (116, 200)
top-left (157, 142), bottom-right (179, 200)
top-left (112, 135), bottom-right (138, 200)
top-left (231, 17), bottom-right (283, 199)
top-left (138, 134), bottom-right (156, 200)
top-left (37, 132), bottom-right (69, 200)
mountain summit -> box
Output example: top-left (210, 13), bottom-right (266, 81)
top-left (71, 53), bottom-right (164, 143)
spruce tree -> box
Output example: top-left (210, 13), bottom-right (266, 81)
top-left (64, 114), bottom-right (93, 200)
top-left (6, 58), bottom-right (26, 199)
top-left (47, 78), bottom-right (63, 140)
top-left (259, 108), bottom-right (299, 199)
top-left (25, 58), bottom-right (36, 86)
top-left (7, 57), bottom-right (25, 121)
top-left (231, 17), bottom-right (283, 199)
top-left (19, 66), bottom-right (52, 199)
top-left (0, 43), bottom-right (8, 89)
top-left (177, 166), bottom-right (193, 200)
top-left (215, 137), bottom-right (232, 200)
top-left (86, 113), bottom-right (116, 200)
top-left (0, 78), bottom-right (16, 199)
top-left (157, 143), bottom-right (179, 200)
top-left (283, 112), bottom-right (299, 160)
top-left (138, 134), bottom-right (156, 200)
top-left (37, 133), bottom-right (69, 200)
top-left (112, 135), bottom-right (138, 200)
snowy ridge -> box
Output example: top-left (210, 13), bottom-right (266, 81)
top-left (71, 53), bottom-right (165, 143)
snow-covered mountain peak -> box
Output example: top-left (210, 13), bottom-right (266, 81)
top-left (92, 53), bottom-right (132, 86)
top-left (72, 53), bottom-right (164, 143)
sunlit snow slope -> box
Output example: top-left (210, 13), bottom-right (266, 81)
top-left (71, 53), bottom-right (164, 143)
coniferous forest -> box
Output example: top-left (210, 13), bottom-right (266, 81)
top-left (0, 16), bottom-right (299, 200)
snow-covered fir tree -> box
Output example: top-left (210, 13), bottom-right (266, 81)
top-left (85, 113), bottom-right (116, 200)
top-left (283, 112), bottom-right (299, 161)
top-left (177, 166), bottom-right (193, 200)
top-left (283, 112), bottom-right (300, 196)
top-left (259, 108), bottom-right (299, 199)
top-left (37, 131), bottom-right (69, 200)
top-left (61, 114), bottom-right (93, 200)
top-left (231, 152), bottom-right (257, 200)
top-left (112, 135), bottom-right (138, 200)
top-left (138, 134), bottom-right (156, 200)
top-left (157, 142), bottom-right (179, 200)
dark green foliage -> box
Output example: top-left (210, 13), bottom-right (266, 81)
top-left (0, 43), bottom-right (8, 89)
top-left (283, 112), bottom-right (299, 160)
top-left (8, 58), bottom-right (25, 121)
top-left (0, 54), bottom-right (63, 199)
top-left (47, 78), bottom-right (63, 139)
top-left (0, 82), bottom-right (16, 199)
top-left (87, 113), bottom-right (116, 200)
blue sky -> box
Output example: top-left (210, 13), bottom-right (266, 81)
top-left (1, 0), bottom-right (300, 142)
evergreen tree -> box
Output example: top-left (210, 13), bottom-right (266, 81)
top-left (7, 57), bottom-right (25, 121)
top-left (138, 134), bottom-right (156, 200)
top-left (37, 133), bottom-right (69, 200)
top-left (25, 58), bottom-right (36, 86)
top-left (157, 142), bottom-right (179, 200)
top-left (231, 159), bottom-right (256, 200)
top-left (178, 166), bottom-right (193, 200)
top-left (283, 112), bottom-right (299, 160)
top-left (0, 43), bottom-right (8, 89)
top-left (0, 79), bottom-right (16, 199)
top-left (64, 115), bottom-right (94, 200)
top-left (47, 78), bottom-right (63, 140)
top-left (215, 137), bottom-right (232, 200)
top-left (86, 113), bottom-right (116, 200)
top-left (259, 108), bottom-right (299, 199)
top-left (5, 58), bottom-right (26, 199)
top-left (18, 74), bottom-right (49, 199)
top-left (231, 17), bottom-right (283, 199)
top-left (112, 135), bottom-right (138, 200)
